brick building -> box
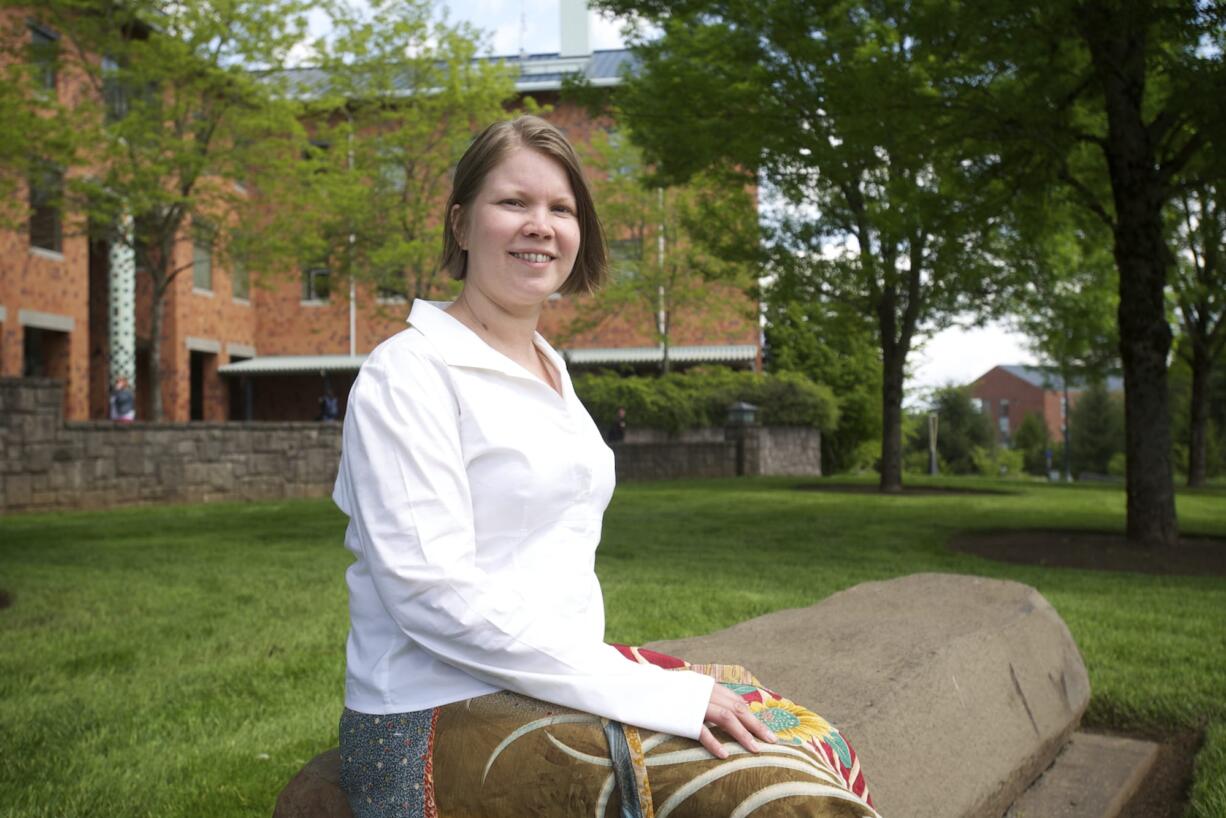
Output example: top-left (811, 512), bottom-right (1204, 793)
top-left (0, 1), bottom-right (760, 423)
top-left (969, 364), bottom-right (1124, 445)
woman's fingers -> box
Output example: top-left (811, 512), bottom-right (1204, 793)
top-left (701, 685), bottom-right (779, 758)
top-left (698, 725), bottom-right (728, 759)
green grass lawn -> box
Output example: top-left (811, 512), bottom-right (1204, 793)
top-left (1, 477), bottom-right (1224, 817)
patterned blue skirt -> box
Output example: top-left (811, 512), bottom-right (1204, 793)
top-left (339, 707), bottom-right (439, 818)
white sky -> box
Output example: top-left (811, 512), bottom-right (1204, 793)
top-left (908, 321), bottom-right (1037, 402)
top-left (306, 2), bottom-right (1036, 400)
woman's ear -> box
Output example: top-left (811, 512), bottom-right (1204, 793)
top-left (450, 204), bottom-right (466, 251)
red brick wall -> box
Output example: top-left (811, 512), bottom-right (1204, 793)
top-left (0, 9), bottom-right (94, 420)
top-left (969, 367), bottom-right (1048, 444)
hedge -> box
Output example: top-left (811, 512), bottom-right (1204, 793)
top-left (572, 367), bottom-right (839, 435)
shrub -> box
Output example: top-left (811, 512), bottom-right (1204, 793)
top-left (909, 385), bottom-right (995, 474)
top-left (573, 368), bottom-right (838, 435)
top-left (971, 445), bottom-right (1025, 479)
top-left (1013, 412), bottom-right (1052, 476)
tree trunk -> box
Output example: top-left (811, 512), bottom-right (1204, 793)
top-left (1086, 14), bottom-right (1178, 548)
top-left (1187, 338), bottom-right (1211, 488)
top-left (878, 342), bottom-right (905, 492)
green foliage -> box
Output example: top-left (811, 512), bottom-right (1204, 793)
top-left (572, 368), bottom-right (838, 435)
top-left (1013, 412), bottom-right (1053, 477)
top-left (1006, 197), bottom-right (1120, 385)
top-left (764, 283), bottom-right (883, 474)
top-left (970, 446), bottom-right (1025, 479)
top-left (591, 0), bottom-right (1015, 488)
top-left (909, 385), bottom-right (995, 475)
top-left (295, 0), bottom-right (516, 304)
top-left (561, 128), bottom-right (758, 372)
top-left (1170, 335), bottom-right (1226, 482)
top-left (1069, 382), bottom-right (1125, 476)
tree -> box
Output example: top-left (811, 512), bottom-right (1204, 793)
top-left (1013, 412), bottom-right (1052, 477)
top-left (592, 0), bottom-right (1011, 492)
top-left (1170, 180), bottom-right (1226, 487)
top-left (563, 128), bottom-right (758, 374)
top-left (1, 0), bottom-right (314, 420)
top-left (1170, 336), bottom-right (1226, 483)
top-left (910, 385), bottom-right (994, 475)
top-left (1069, 381), bottom-right (1125, 477)
top-left (764, 277), bottom-right (882, 474)
top-left (941, 0), bottom-right (1225, 546)
top-left (1008, 198), bottom-right (1119, 481)
top-left (296, 0), bottom-right (516, 308)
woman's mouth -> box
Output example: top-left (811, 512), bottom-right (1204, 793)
top-left (510, 252), bottom-right (554, 263)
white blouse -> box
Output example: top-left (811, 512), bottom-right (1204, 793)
top-left (332, 299), bottom-right (714, 739)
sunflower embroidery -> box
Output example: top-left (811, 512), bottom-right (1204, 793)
top-left (748, 696), bottom-right (835, 746)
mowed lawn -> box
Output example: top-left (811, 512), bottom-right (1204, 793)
top-left (1, 477), bottom-right (1224, 818)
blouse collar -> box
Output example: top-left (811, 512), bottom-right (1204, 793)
top-left (407, 299), bottom-right (569, 384)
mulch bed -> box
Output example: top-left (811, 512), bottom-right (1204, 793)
top-left (1114, 729), bottom-right (1202, 818)
top-left (794, 483), bottom-right (1016, 496)
top-left (949, 528), bottom-right (1226, 577)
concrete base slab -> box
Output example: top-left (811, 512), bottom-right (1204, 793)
top-left (1005, 732), bottom-right (1160, 818)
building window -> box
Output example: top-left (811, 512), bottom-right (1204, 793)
top-left (231, 257), bottom-right (249, 300)
top-left (28, 24), bottom-right (58, 93)
top-left (609, 238), bottom-right (642, 282)
top-left (101, 55), bottom-right (128, 122)
top-left (193, 223), bottom-right (214, 291)
top-left (303, 267), bottom-right (330, 302)
top-left (999, 398), bottom-right (1009, 418)
top-left (28, 162), bottom-right (63, 252)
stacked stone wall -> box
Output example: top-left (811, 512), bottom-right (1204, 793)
top-left (1, 379), bottom-right (821, 513)
top-left (0, 378), bottom-right (341, 513)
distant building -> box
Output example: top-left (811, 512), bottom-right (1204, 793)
top-left (969, 364), bottom-right (1124, 445)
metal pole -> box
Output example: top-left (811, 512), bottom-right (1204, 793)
top-left (928, 412), bottom-right (939, 475)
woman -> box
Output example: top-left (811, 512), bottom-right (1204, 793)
top-left (333, 116), bottom-right (877, 818)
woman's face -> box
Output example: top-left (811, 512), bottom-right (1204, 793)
top-left (452, 147), bottom-right (581, 312)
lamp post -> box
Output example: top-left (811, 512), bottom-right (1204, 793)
top-left (726, 401), bottom-right (759, 476)
top-left (928, 412), bottom-right (939, 476)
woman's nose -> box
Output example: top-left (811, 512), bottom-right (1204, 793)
top-left (522, 211), bottom-right (553, 238)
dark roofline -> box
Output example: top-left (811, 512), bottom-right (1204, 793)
top-left (980, 364), bottom-right (1124, 393)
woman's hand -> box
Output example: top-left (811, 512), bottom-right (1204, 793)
top-left (698, 682), bottom-right (778, 759)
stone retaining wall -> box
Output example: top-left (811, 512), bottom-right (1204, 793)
top-left (0, 378), bottom-right (820, 512)
top-left (0, 378), bottom-right (342, 512)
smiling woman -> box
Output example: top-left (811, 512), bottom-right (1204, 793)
top-left (329, 116), bottom-right (879, 818)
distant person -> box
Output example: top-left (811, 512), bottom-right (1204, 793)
top-left (606, 405), bottom-right (627, 442)
top-left (109, 376), bottom-right (135, 422)
top-left (318, 383), bottom-right (339, 422)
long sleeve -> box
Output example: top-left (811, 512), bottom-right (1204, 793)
top-left (334, 340), bottom-right (714, 739)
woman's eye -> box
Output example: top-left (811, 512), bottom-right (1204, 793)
top-left (501, 198), bottom-right (523, 207)
top-left (552, 204), bottom-right (574, 215)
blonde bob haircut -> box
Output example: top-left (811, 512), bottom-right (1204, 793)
top-left (441, 116), bottom-right (608, 296)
